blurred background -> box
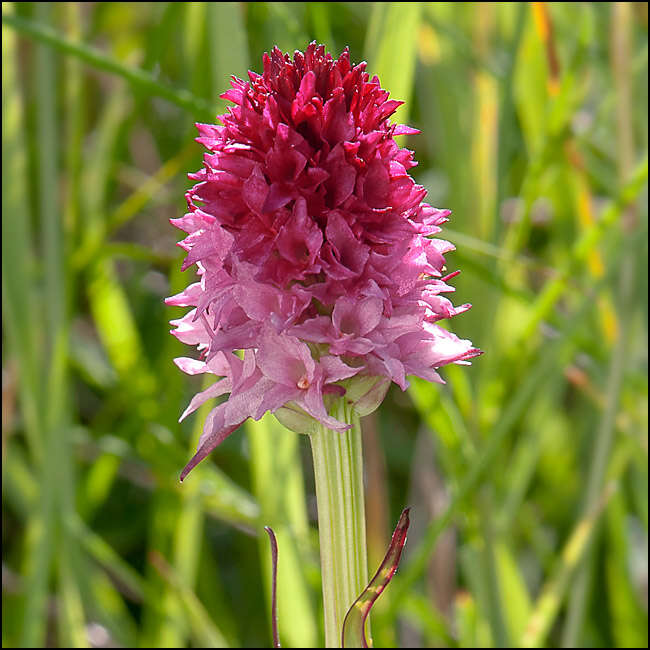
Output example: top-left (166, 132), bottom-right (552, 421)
top-left (2, 2), bottom-right (648, 648)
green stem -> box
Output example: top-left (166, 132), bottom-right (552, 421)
top-left (309, 400), bottom-right (368, 648)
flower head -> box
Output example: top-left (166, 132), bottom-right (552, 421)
top-left (168, 44), bottom-right (481, 479)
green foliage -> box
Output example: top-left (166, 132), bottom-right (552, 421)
top-left (2, 2), bottom-right (647, 647)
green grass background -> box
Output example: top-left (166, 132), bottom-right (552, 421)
top-left (2, 2), bottom-right (648, 647)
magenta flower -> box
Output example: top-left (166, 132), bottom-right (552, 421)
top-left (168, 44), bottom-right (481, 480)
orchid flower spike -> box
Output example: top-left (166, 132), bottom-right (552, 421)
top-left (167, 43), bottom-right (481, 480)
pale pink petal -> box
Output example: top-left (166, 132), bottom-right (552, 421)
top-left (319, 356), bottom-right (361, 383)
top-left (257, 328), bottom-right (315, 387)
top-left (298, 383), bottom-right (350, 431)
top-left (180, 404), bottom-right (242, 481)
top-left (179, 377), bottom-right (232, 422)
top-left (332, 296), bottom-right (383, 337)
top-left (173, 357), bottom-right (208, 375)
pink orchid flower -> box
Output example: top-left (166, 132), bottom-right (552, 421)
top-left (168, 44), bottom-right (481, 479)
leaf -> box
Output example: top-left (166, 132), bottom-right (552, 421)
top-left (264, 527), bottom-right (281, 649)
top-left (342, 508), bottom-right (411, 648)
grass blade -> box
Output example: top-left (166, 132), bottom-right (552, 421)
top-left (520, 482), bottom-right (616, 647)
top-left (364, 2), bottom-right (421, 128)
top-left (149, 550), bottom-right (229, 648)
top-left (1, 2), bottom-right (42, 461)
top-left (518, 155), bottom-right (647, 347)
top-left (1, 11), bottom-right (214, 120)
